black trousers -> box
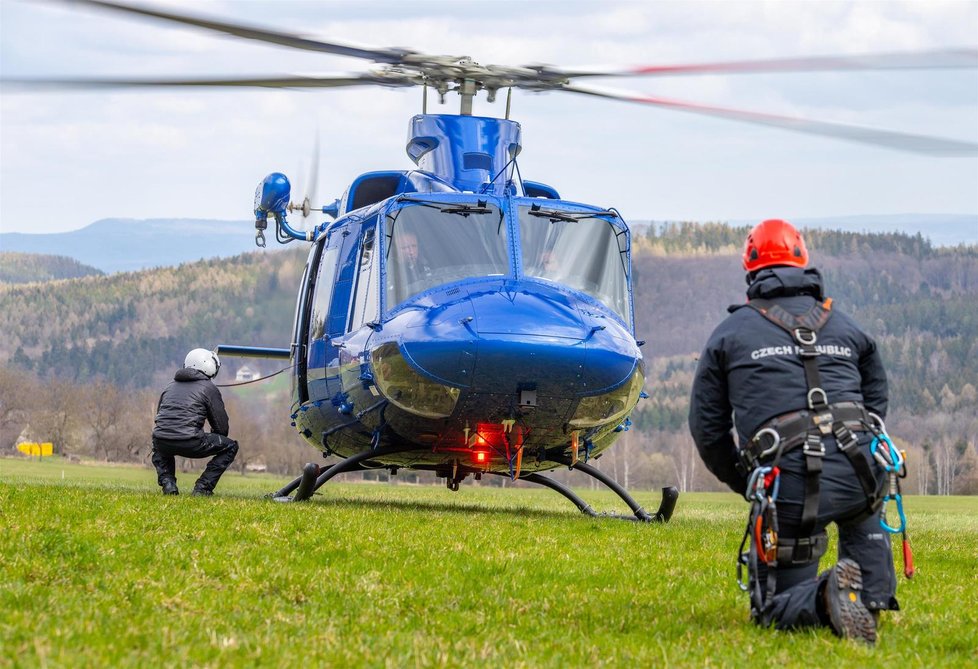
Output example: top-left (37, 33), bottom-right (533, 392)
top-left (752, 434), bottom-right (899, 629)
top-left (152, 434), bottom-right (239, 492)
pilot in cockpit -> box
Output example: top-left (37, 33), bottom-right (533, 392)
top-left (389, 230), bottom-right (433, 302)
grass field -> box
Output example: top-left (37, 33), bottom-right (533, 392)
top-left (1, 457), bottom-right (976, 668)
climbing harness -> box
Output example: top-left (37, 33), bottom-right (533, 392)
top-left (735, 296), bottom-right (911, 618)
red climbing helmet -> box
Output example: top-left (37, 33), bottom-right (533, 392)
top-left (742, 219), bottom-right (809, 272)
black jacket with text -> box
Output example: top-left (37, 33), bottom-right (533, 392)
top-left (688, 266), bottom-right (888, 492)
top-left (152, 368), bottom-right (229, 442)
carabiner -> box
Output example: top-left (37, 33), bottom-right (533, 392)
top-left (880, 493), bottom-right (907, 534)
top-left (744, 465), bottom-right (776, 502)
top-left (871, 433), bottom-right (903, 472)
top-left (754, 428), bottom-right (782, 460)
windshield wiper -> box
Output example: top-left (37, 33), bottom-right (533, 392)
top-left (527, 204), bottom-right (619, 223)
top-left (438, 203), bottom-right (494, 216)
top-left (396, 196), bottom-right (494, 217)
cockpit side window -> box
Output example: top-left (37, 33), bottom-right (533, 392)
top-left (519, 206), bottom-right (631, 326)
top-left (384, 202), bottom-right (509, 308)
top-left (308, 236), bottom-right (342, 345)
top-left (349, 224), bottom-right (380, 330)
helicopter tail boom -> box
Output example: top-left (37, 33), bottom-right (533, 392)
top-left (216, 345), bottom-right (291, 360)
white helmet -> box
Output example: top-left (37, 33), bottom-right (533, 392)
top-left (185, 348), bottom-right (221, 379)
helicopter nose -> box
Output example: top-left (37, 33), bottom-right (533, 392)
top-left (398, 281), bottom-right (639, 396)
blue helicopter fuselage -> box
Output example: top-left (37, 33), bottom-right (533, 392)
top-left (263, 114), bottom-right (645, 476)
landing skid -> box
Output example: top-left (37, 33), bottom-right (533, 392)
top-left (270, 452), bottom-right (679, 522)
top-left (549, 456), bottom-right (679, 522)
top-left (269, 446), bottom-right (419, 502)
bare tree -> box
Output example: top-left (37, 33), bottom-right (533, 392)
top-left (0, 367), bottom-right (35, 451)
top-left (667, 430), bottom-right (699, 494)
top-left (79, 381), bottom-right (126, 461)
top-left (29, 379), bottom-right (81, 456)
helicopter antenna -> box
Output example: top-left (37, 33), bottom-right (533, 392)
top-left (513, 158), bottom-right (525, 196)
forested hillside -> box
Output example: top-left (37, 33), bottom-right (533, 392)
top-left (630, 223), bottom-right (978, 495)
top-left (0, 249), bottom-right (305, 388)
top-left (1, 224), bottom-right (975, 493)
top-left (0, 252), bottom-right (104, 284)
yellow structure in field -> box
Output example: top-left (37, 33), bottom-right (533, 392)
top-left (17, 442), bottom-right (53, 457)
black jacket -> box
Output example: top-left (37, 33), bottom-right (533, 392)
top-left (688, 267), bottom-right (888, 492)
top-left (152, 368), bottom-right (229, 441)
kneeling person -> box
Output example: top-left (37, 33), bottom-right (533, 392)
top-left (152, 348), bottom-right (238, 496)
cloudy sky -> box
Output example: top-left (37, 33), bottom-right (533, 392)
top-left (1, 0), bottom-right (976, 235)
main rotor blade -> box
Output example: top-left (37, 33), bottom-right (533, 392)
top-left (67, 0), bottom-right (412, 63)
top-left (0, 74), bottom-right (413, 90)
top-left (548, 49), bottom-right (978, 79)
top-left (561, 84), bottom-right (978, 156)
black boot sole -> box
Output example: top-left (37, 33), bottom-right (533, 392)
top-left (826, 558), bottom-right (877, 644)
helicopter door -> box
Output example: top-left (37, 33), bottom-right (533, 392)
top-left (291, 244), bottom-right (318, 406)
top-left (348, 224), bottom-right (379, 330)
top-left (306, 232), bottom-right (343, 401)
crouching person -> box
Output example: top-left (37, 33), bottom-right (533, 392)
top-left (152, 348), bottom-right (239, 496)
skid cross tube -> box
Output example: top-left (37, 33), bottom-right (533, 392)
top-left (486, 471), bottom-right (598, 517)
top-left (552, 456), bottom-right (679, 522)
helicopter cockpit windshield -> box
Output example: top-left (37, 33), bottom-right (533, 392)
top-left (519, 205), bottom-right (631, 327)
top-left (385, 202), bottom-right (509, 306)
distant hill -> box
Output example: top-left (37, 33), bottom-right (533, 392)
top-left (0, 252), bottom-right (104, 283)
top-left (0, 218), bottom-right (275, 274)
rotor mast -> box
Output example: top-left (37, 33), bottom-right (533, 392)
top-left (459, 78), bottom-right (477, 116)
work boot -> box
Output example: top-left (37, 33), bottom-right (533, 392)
top-left (161, 480), bottom-right (179, 496)
top-left (191, 487), bottom-right (213, 497)
top-left (823, 558), bottom-right (877, 645)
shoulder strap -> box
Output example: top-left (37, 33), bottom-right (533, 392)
top-left (748, 298), bottom-right (835, 540)
top-left (747, 297), bottom-right (833, 336)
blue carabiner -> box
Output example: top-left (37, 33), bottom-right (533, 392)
top-left (871, 433), bottom-right (904, 472)
top-left (880, 492), bottom-right (907, 533)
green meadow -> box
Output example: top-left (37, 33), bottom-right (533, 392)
top-left (1, 457), bottom-right (976, 668)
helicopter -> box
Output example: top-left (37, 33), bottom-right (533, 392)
top-left (5, 1), bottom-right (977, 520)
